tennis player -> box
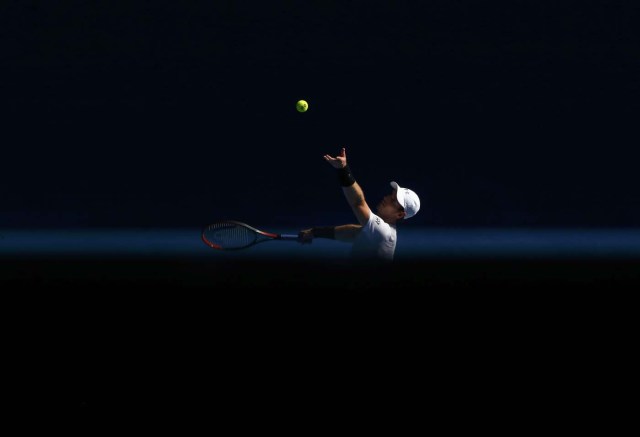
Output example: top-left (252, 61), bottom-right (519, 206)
top-left (299, 147), bottom-right (420, 262)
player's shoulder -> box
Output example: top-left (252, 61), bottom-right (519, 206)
top-left (366, 212), bottom-right (382, 227)
top-left (367, 213), bottom-right (395, 233)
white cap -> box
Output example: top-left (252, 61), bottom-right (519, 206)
top-left (390, 181), bottom-right (420, 219)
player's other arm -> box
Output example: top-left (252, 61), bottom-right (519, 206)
top-left (341, 181), bottom-right (370, 226)
top-left (299, 224), bottom-right (362, 243)
top-left (298, 147), bottom-right (368, 244)
top-left (335, 224), bottom-right (362, 242)
top-left (324, 147), bottom-right (371, 226)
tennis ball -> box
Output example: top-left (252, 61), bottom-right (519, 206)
top-left (296, 100), bottom-right (308, 113)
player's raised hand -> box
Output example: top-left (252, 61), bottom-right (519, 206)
top-left (323, 147), bottom-right (347, 169)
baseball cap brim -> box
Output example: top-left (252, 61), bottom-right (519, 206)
top-left (390, 181), bottom-right (406, 209)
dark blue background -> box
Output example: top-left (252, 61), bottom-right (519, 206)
top-left (2, 1), bottom-right (639, 229)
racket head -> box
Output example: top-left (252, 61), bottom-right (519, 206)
top-left (201, 220), bottom-right (276, 250)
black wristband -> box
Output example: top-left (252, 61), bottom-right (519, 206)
top-left (312, 226), bottom-right (336, 239)
top-left (337, 165), bottom-right (356, 187)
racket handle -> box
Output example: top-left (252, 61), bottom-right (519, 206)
top-left (279, 232), bottom-right (313, 244)
top-left (279, 234), bottom-right (301, 240)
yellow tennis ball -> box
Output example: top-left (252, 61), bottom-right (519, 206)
top-left (296, 100), bottom-right (308, 112)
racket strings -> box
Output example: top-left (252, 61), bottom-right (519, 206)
top-left (204, 223), bottom-right (256, 249)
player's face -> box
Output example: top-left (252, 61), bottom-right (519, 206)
top-left (377, 191), bottom-right (405, 221)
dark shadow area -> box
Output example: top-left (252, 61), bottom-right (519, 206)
top-left (7, 254), bottom-right (635, 424)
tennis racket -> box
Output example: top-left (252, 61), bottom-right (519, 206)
top-left (201, 220), bottom-right (308, 251)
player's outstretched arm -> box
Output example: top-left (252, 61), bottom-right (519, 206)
top-left (299, 224), bottom-right (362, 244)
top-left (334, 224), bottom-right (363, 242)
top-left (324, 147), bottom-right (371, 226)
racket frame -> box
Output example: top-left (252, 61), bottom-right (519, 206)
top-left (201, 220), bottom-right (301, 250)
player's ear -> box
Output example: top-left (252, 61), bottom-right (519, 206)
top-left (397, 210), bottom-right (406, 220)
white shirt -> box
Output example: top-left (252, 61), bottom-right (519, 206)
top-left (351, 212), bottom-right (397, 262)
